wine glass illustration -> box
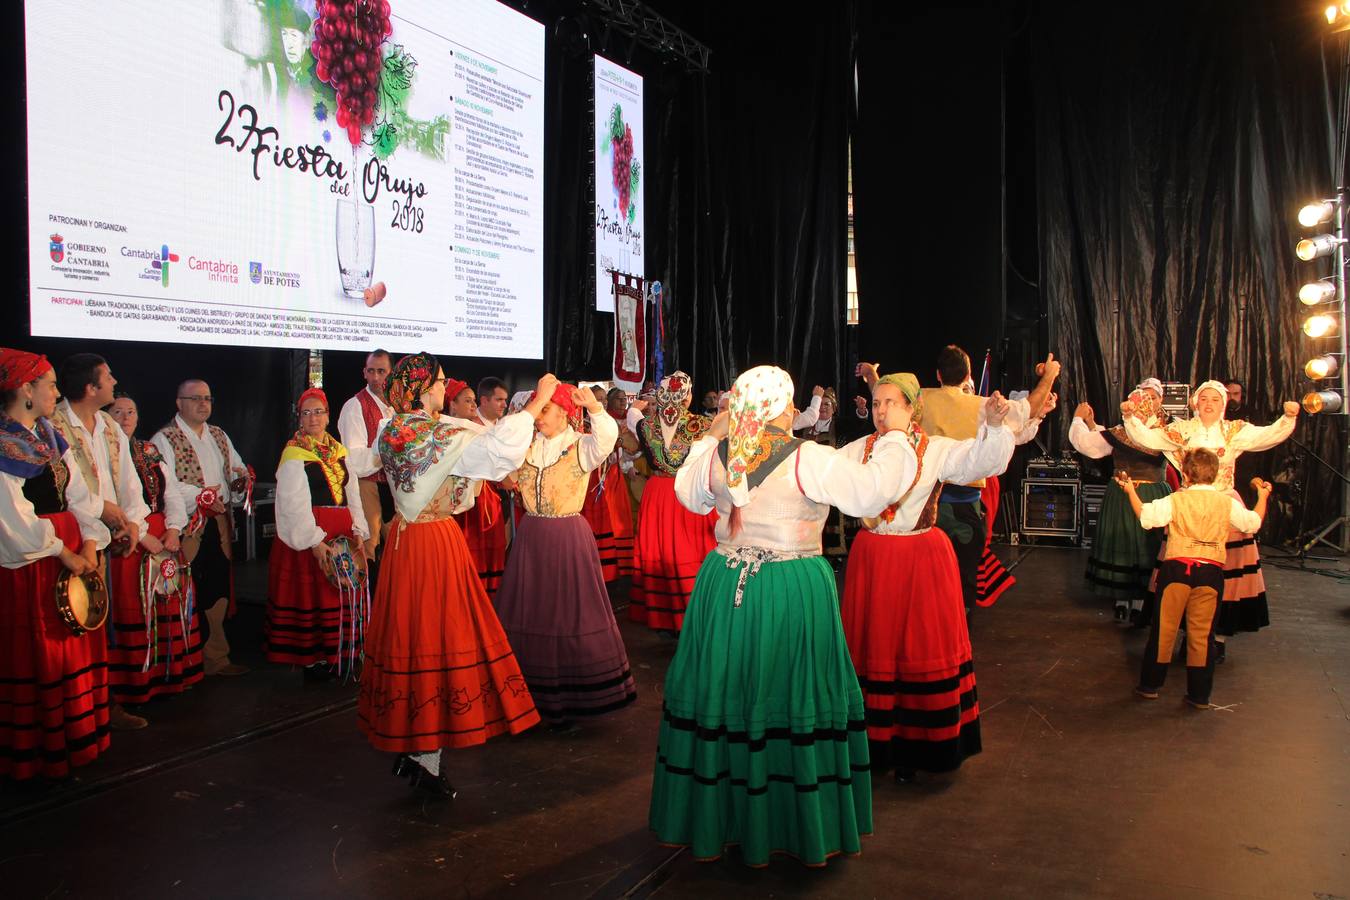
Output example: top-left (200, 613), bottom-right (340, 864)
top-left (336, 198), bottom-right (375, 298)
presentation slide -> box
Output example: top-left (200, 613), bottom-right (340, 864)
top-left (26, 0), bottom-right (544, 358)
top-left (593, 55), bottom-right (644, 313)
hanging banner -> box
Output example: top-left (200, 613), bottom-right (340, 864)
top-left (612, 271), bottom-right (646, 392)
top-left (594, 55), bottom-right (644, 312)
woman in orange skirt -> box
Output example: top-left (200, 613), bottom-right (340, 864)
top-left (627, 372), bottom-right (717, 631)
top-left (0, 349), bottom-right (111, 780)
top-left (266, 388), bottom-right (369, 678)
top-left (358, 353), bottom-right (557, 797)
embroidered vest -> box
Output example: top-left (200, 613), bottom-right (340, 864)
top-left (517, 444), bottom-right (591, 517)
top-left (131, 439), bottom-right (166, 513)
top-left (639, 412), bottom-right (710, 476)
top-left (49, 407), bottom-right (126, 504)
top-left (156, 421), bottom-right (233, 490)
top-left (22, 458), bottom-right (70, 515)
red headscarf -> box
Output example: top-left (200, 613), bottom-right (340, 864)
top-left (296, 387), bottom-right (328, 415)
top-left (444, 378), bottom-right (470, 405)
top-left (532, 382), bottom-right (582, 429)
top-left (0, 348), bottom-right (53, 392)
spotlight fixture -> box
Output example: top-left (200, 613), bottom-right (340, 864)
top-left (1304, 313), bottom-right (1340, 338)
top-left (1299, 200), bottom-right (1336, 227)
top-left (1302, 390), bottom-right (1345, 414)
top-left (1296, 234), bottom-right (1342, 260)
top-left (1304, 354), bottom-right (1341, 379)
top-left (1300, 280), bottom-right (1338, 305)
top-left (1331, 5), bottom-right (1340, 25)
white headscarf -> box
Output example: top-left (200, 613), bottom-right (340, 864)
top-left (1190, 380), bottom-right (1227, 410)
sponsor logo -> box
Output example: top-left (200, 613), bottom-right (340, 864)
top-left (249, 261), bottom-right (263, 284)
top-left (152, 245), bottom-right (179, 286)
top-left (49, 233), bottom-right (64, 263)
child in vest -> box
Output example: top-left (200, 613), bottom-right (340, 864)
top-left (1118, 448), bottom-right (1270, 709)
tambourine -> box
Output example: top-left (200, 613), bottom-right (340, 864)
top-left (55, 569), bottom-right (109, 636)
top-left (326, 536), bottom-right (368, 591)
top-left (142, 550), bottom-right (186, 597)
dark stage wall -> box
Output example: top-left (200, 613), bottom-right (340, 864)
top-left (5, 0), bottom-right (1346, 538)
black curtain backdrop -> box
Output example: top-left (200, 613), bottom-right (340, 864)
top-left (852, 1), bottom-right (1012, 392)
top-left (1034, 0), bottom-right (1346, 537)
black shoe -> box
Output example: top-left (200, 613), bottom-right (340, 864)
top-left (1214, 642), bottom-right (1226, 664)
top-left (303, 663), bottom-right (333, 683)
top-left (1113, 606), bottom-right (1127, 623)
top-left (391, 754), bottom-right (416, 779)
top-left (548, 720), bottom-right (582, 736)
top-left (893, 767), bottom-right (917, 784)
top-left (409, 765), bottom-right (457, 798)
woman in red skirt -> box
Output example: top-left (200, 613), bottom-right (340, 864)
top-left (359, 354), bottom-right (556, 797)
top-left (105, 392), bottom-right (203, 703)
top-left (445, 380), bottom-right (508, 597)
top-left (840, 373), bottom-right (1015, 782)
top-left (266, 388), bottom-right (369, 678)
top-left (627, 372), bottom-right (717, 631)
top-left (0, 349), bottom-right (111, 780)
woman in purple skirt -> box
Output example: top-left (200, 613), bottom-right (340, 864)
top-left (494, 382), bottom-right (635, 727)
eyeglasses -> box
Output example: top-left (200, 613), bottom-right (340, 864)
top-left (178, 395), bottom-right (213, 403)
top-left (298, 409), bottom-right (329, 418)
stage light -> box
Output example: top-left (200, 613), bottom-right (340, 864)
top-left (1300, 280), bottom-right (1338, 305)
top-left (1296, 234), bottom-right (1341, 260)
top-left (1332, 5), bottom-right (1341, 24)
top-left (1305, 354), bottom-right (1340, 379)
top-left (1302, 390), bottom-right (1344, 414)
top-left (1298, 200), bottom-right (1336, 227)
top-left (1304, 313), bottom-right (1340, 338)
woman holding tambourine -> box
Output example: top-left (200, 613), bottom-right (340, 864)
top-left (106, 391), bottom-right (204, 703)
top-left (0, 348), bottom-right (112, 780)
top-left (265, 388), bottom-right (369, 679)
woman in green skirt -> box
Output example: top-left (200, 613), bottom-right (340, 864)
top-left (1070, 382), bottom-right (1172, 625)
top-left (650, 365), bottom-right (913, 868)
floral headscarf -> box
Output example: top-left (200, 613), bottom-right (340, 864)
top-left (654, 371), bottom-right (692, 446)
top-left (725, 365), bottom-right (794, 507)
top-left (656, 371), bottom-right (692, 428)
top-left (386, 353), bottom-right (439, 414)
top-left (877, 372), bottom-right (923, 425)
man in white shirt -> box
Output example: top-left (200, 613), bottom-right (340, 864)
top-left (336, 350), bottom-right (393, 560)
top-left (152, 380), bottom-right (249, 677)
top-left (53, 353), bottom-right (153, 729)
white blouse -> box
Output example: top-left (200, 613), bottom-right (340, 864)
top-left (838, 423), bottom-right (1015, 535)
top-left (1068, 417), bottom-right (1112, 458)
top-left (674, 431), bottom-right (912, 554)
top-left (336, 387), bottom-right (393, 479)
top-left (274, 456), bottom-right (370, 551)
top-left (524, 410), bottom-right (618, 473)
top-left (1124, 413), bottom-right (1296, 491)
top-left (0, 447), bottom-right (106, 568)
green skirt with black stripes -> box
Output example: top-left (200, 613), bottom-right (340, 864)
top-left (648, 550), bottom-right (872, 867)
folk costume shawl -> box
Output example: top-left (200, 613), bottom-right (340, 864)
top-left (283, 388), bottom-right (348, 505)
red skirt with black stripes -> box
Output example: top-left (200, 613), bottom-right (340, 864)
top-left (0, 512), bottom-right (111, 780)
top-left (841, 527), bottom-right (981, 774)
top-left (629, 474), bottom-right (718, 631)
